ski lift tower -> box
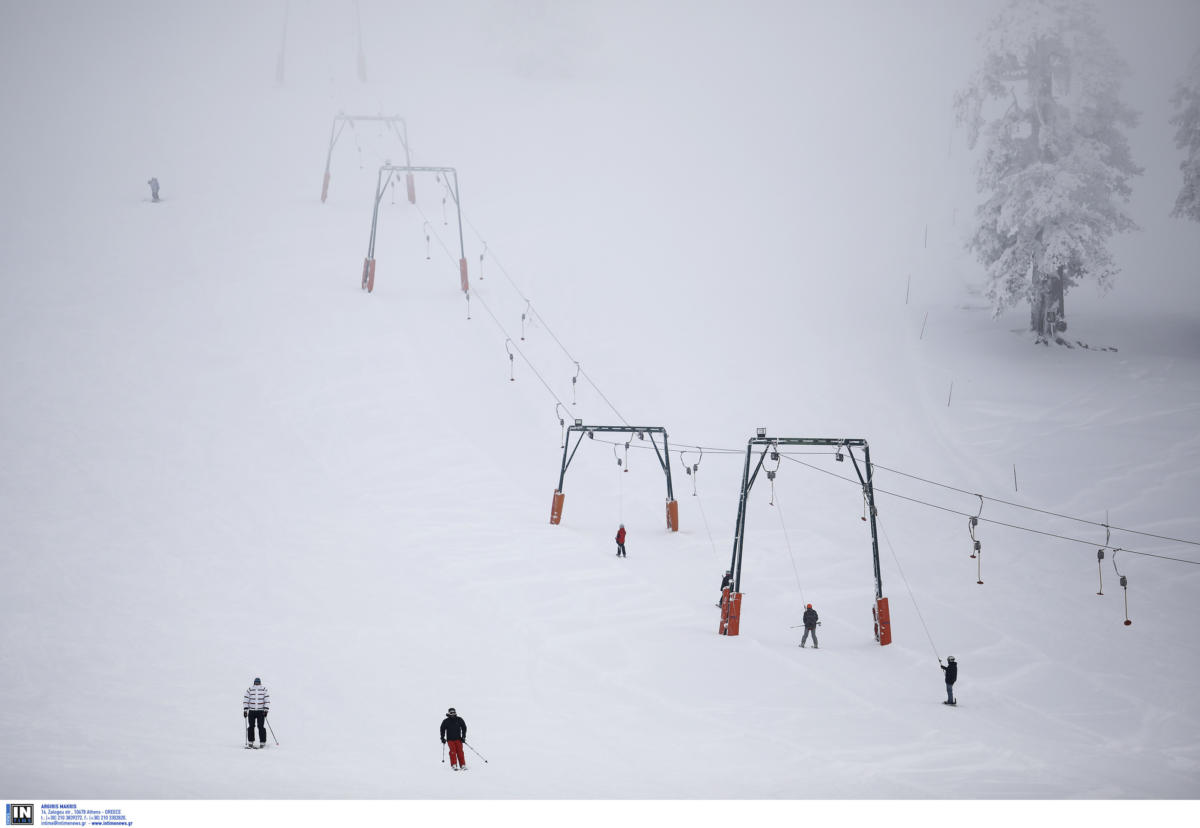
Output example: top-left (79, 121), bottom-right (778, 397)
top-left (550, 422), bottom-right (679, 531)
top-left (361, 164), bottom-right (468, 295)
top-left (719, 430), bottom-right (890, 645)
top-left (321, 114), bottom-right (413, 203)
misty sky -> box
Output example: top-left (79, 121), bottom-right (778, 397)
top-left (2, 1), bottom-right (1198, 313)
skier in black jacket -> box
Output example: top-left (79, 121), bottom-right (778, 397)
top-left (800, 604), bottom-right (819, 648)
top-left (717, 570), bottom-right (733, 606)
top-left (440, 707), bottom-right (468, 770)
top-left (941, 656), bottom-right (957, 705)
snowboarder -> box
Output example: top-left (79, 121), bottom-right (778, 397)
top-left (800, 603), bottom-right (819, 648)
top-left (615, 524), bottom-right (626, 558)
top-left (717, 570), bottom-right (732, 606)
top-left (941, 656), bottom-right (957, 705)
top-left (243, 677), bottom-right (270, 748)
top-left (147, 177), bottom-right (160, 202)
top-left (440, 707), bottom-right (468, 770)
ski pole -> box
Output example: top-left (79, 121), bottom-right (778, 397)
top-left (442, 742), bottom-right (446, 763)
top-left (462, 741), bottom-right (489, 763)
top-left (266, 718), bottom-right (279, 746)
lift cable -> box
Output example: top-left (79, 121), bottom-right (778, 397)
top-left (415, 202), bottom-right (570, 411)
top-left (878, 520), bottom-right (942, 663)
top-left (407, 207), bottom-right (1197, 562)
top-left (769, 476), bottom-right (808, 607)
top-left (462, 216), bottom-right (630, 427)
top-left (778, 455), bottom-right (1199, 566)
top-left (871, 462), bottom-right (1200, 548)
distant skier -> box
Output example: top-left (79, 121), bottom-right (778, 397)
top-left (800, 603), bottom-right (819, 648)
top-left (440, 707), bottom-right (468, 770)
top-left (717, 570), bottom-right (732, 606)
top-left (243, 677), bottom-right (270, 748)
top-left (941, 656), bottom-right (957, 705)
top-left (615, 524), bottom-right (626, 558)
top-left (147, 177), bottom-right (160, 202)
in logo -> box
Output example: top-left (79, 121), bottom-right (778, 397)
top-left (5, 804), bottom-right (33, 826)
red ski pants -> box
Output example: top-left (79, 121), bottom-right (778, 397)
top-left (447, 740), bottom-right (466, 767)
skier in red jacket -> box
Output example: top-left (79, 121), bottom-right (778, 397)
top-left (615, 524), bottom-right (626, 557)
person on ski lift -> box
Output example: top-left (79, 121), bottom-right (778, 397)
top-left (717, 570), bottom-right (733, 606)
top-left (615, 524), bottom-right (626, 558)
top-left (243, 676), bottom-right (270, 748)
top-left (147, 177), bottom-right (160, 202)
top-left (440, 707), bottom-right (468, 770)
top-left (941, 656), bottom-right (957, 705)
top-left (800, 603), bottom-right (819, 648)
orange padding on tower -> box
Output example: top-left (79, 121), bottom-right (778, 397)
top-left (875, 596), bottom-right (892, 646)
top-left (549, 490), bottom-right (564, 525)
top-left (321, 171), bottom-right (331, 203)
top-left (666, 499), bottom-right (679, 531)
top-left (459, 258), bottom-right (469, 293)
top-left (406, 173), bottom-right (416, 204)
top-left (719, 590), bottom-right (742, 636)
top-left (362, 258), bottom-right (376, 293)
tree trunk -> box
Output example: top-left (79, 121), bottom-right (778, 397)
top-left (1030, 266), bottom-right (1067, 341)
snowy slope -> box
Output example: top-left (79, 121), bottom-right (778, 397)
top-left (2, 0), bottom-right (1199, 810)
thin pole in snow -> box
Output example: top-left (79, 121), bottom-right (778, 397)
top-left (947, 381), bottom-right (954, 407)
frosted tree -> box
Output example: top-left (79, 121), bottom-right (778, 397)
top-left (955, 0), bottom-right (1141, 343)
top-left (1170, 48), bottom-right (1200, 222)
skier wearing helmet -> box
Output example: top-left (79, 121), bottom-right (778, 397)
top-left (941, 657), bottom-right (958, 705)
top-left (800, 603), bottom-right (819, 648)
top-left (717, 570), bottom-right (733, 606)
top-left (615, 524), bottom-right (626, 558)
top-left (440, 707), bottom-right (468, 770)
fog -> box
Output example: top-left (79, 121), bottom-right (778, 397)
top-left (2, 0), bottom-right (1199, 820)
top-left (4, 1), bottom-right (1197, 320)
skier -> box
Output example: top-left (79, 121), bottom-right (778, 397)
top-left (940, 656), bottom-right (957, 705)
top-left (147, 177), bottom-right (160, 202)
top-left (615, 524), bottom-right (626, 558)
top-left (799, 603), bottom-right (819, 648)
top-left (717, 570), bottom-right (733, 606)
top-left (440, 707), bottom-right (468, 770)
top-left (243, 676), bottom-right (270, 748)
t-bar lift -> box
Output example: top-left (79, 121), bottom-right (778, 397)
top-left (361, 165), bottom-right (468, 295)
top-left (550, 423), bottom-right (679, 531)
top-left (719, 431), bottom-right (891, 645)
top-left (320, 114), bottom-right (412, 203)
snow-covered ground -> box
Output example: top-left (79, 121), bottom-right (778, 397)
top-left (2, 1), bottom-right (1198, 824)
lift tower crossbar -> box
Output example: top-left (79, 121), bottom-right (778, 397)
top-left (321, 114), bottom-right (412, 203)
top-left (549, 424), bottom-right (679, 531)
top-left (720, 434), bottom-right (889, 644)
top-left (361, 165), bottom-right (468, 295)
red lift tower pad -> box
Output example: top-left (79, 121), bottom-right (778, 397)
top-left (549, 490), bottom-right (564, 525)
top-left (719, 590), bottom-right (742, 636)
top-left (666, 499), bottom-right (679, 532)
top-left (362, 258), bottom-right (376, 292)
top-left (874, 596), bottom-right (892, 646)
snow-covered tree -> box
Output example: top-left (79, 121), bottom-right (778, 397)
top-left (955, 0), bottom-right (1141, 343)
top-left (1170, 48), bottom-right (1200, 222)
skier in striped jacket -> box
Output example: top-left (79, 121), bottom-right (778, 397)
top-left (244, 677), bottom-right (270, 748)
